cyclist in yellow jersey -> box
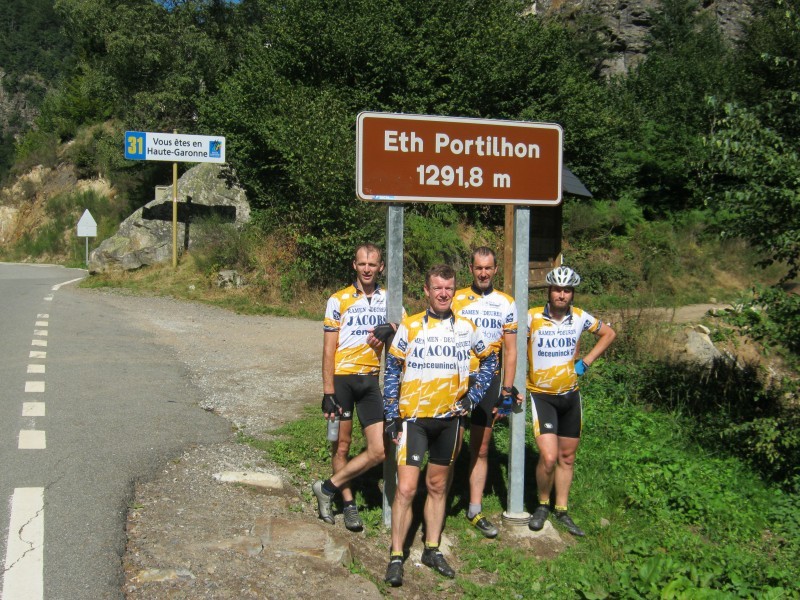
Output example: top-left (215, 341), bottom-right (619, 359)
top-left (312, 243), bottom-right (395, 532)
top-left (526, 266), bottom-right (615, 537)
top-left (383, 264), bottom-right (497, 587)
top-left (451, 247), bottom-right (520, 539)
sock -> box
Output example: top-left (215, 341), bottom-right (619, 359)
top-left (343, 500), bottom-right (356, 508)
top-left (467, 503), bottom-right (482, 520)
top-left (424, 542), bottom-right (439, 551)
top-left (554, 505), bottom-right (568, 513)
top-left (390, 551), bottom-right (403, 561)
top-left (322, 479), bottom-right (339, 495)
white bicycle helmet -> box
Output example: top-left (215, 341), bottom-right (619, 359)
top-left (545, 266), bottom-right (581, 287)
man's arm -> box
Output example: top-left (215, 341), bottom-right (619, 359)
top-left (383, 353), bottom-right (403, 418)
top-left (467, 351), bottom-right (499, 408)
top-left (582, 324), bottom-right (616, 367)
top-left (322, 330), bottom-right (338, 395)
top-left (501, 331), bottom-right (517, 390)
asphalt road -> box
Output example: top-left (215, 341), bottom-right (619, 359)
top-left (0, 263), bottom-right (229, 599)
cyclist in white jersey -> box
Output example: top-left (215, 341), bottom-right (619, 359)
top-left (452, 247), bottom-right (520, 538)
top-left (312, 244), bottom-right (393, 532)
top-left (526, 266), bottom-right (615, 537)
top-left (382, 264), bottom-right (497, 587)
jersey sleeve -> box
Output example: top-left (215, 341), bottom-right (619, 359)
top-left (503, 297), bottom-right (518, 335)
top-left (581, 309), bottom-right (602, 334)
top-left (323, 295), bottom-right (341, 332)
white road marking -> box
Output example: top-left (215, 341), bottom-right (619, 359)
top-left (25, 382), bottom-right (45, 393)
top-left (2, 487), bottom-right (44, 600)
top-left (31, 340), bottom-right (47, 347)
top-left (36, 313), bottom-right (49, 319)
top-left (22, 403), bottom-right (45, 417)
top-left (27, 365), bottom-right (45, 374)
top-left (34, 321), bottom-right (48, 327)
top-left (43, 296), bottom-right (53, 301)
top-left (18, 430), bottom-right (46, 449)
top-left (52, 277), bottom-right (84, 290)
top-left (29, 351), bottom-right (46, 359)
top-left (33, 330), bottom-right (48, 337)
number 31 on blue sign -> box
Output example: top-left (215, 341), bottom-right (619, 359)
top-left (124, 132), bottom-right (146, 160)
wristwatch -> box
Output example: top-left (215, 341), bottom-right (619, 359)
top-left (502, 386), bottom-right (514, 394)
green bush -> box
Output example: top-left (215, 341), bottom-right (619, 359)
top-left (404, 209), bottom-right (468, 286)
top-left (13, 130), bottom-right (59, 173)
top-left (190, 217), bottom-right (254, 274)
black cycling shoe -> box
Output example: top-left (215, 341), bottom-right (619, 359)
top-left (384, 557), bottom-right (404, 587)
top-left (528, 504), bottom-right (550, 531)
top-left (553, 511), bottom-right (585, 537)
top-left (468, 512), bottom-right (499, 538)
top-left (421, 547), bottom-right (455, 579)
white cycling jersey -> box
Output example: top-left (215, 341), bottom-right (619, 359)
top-left (386, 310), bottom-right (495, 419)
top-left (452, 285), bottom-right (517, 373)
top-left (526, 304), bottom-right (602, 394)
top-left (323, 284), bottom-right (387, 375)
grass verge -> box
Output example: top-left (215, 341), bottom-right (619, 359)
top-left (241, 371), bottom-right (799, 598)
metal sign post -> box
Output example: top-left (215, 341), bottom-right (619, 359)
top-left (76, 209), bottom-right (97, 266)
top-left (173, 153), bottom-right (178, 269)
top-left (503, 206), bottom-right (531, 523)
top-left (382, 204), bottom-right (404, 526)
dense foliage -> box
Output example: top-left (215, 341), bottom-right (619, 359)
top-left (4, 0), bottom-right (798, 287)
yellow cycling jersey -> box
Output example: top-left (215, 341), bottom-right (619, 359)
top-left (323, 284), bottom-right (388, 375)
top-left (526, 304), bottom-right (602, 394)
top-left (387, 311), bottom-right (494, 419)
top-left (452, 286), bottom-right (517, 373)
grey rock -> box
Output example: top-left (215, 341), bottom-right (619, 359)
top-left (684, 329), bottom-right (723, 365)
top-left (213, 470), bottom-right (284, 490)
top-left (217, 269), bottom-right (244, 289)
top-left (88, 164), bottom-right (249, 273)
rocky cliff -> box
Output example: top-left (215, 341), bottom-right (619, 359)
top-left (532, 0), bottom-right (754, 75)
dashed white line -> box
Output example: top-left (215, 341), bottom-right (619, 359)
top-left (2, 487), bottom-right (44, 600)
top-left (43, 295), bottom-right (53, 301)
top-left (36, 313), bottom-right (49, 319)
top-left (29, 351), bottom-right (46, 359)
top-left (33, 330), bottom-right (48, 337)
top-left (27, 365), bottom-right (45, 374)
top-left (22, 403), bottom-right (46, 417)
top-left (24, 382), bottom-right (45, 393)
top-left (34, 321), bottom-right (48, 327)
top-left (31, 340), bottom-right (47, 347)
top-left (18, 430), bottom-right (46, 450)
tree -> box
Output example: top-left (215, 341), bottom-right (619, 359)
top-left (200, 0), bottom-right (623, 283)
top-left (702, 1), bottom-right (800, 280)
top-left (53, 0), bottom-right (242, 132)
top-left (612, 0), bottom-right (738, 216)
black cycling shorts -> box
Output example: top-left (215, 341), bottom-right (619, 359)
top-left (397, 417), bottom-right (460, 467)
top-left (529, 389), bottom-right (583, 439)
top-left (469, 372), bottom-right (502, 428)
top-left (333, 374), bottom-right (383, 428)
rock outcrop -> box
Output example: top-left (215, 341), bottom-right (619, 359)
top-left (88, 164), bottom-right (250, 273)
top-left (533, 0), bottom-right (754, 76)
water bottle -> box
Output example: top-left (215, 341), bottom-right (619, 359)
top-left (327, 417), bottom-right (340, 442)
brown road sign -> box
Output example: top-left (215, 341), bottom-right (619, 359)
top-left (356, 112), bottom-right (562, 205)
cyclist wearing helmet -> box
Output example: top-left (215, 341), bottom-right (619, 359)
top-left (526, 266), bottom-right (616, 537)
